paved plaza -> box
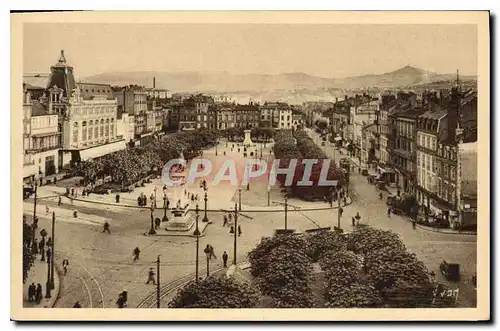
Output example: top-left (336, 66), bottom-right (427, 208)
top-left (22, 138), bottom-right (477, 308)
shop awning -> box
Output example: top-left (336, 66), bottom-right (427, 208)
top-left (334, 136), bottom-right (342, 141)
top-left (79, 140), bottom-right (126, 161)
top-left (378, 166), bottom-right (394, 174)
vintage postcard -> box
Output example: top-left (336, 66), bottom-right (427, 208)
top-left (11, 11), bottom-right (490, 321)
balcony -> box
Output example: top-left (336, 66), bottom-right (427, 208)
top-left (26, 144), bottom-right (61, 153)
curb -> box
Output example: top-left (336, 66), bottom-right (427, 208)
top-left (65, 195), bottom-right (355, 213)
top-left (414, 222), bottom-right (477, 236)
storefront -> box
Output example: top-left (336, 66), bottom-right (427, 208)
top-left (377, 165), bottom-right (396, 186)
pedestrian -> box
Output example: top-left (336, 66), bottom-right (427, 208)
top-left (133, 247), bottom-right (140, 261)
top-left (103, 221), bottom-right (111, 234)
top-left (204, 245), bottom-right (211, 260)
top-left (209, 245), bottom-right (217, 259)
top-left (45, 205), bottom-right (49, 215)
top-left (191, 195), bottom-right (195, 202)
top-left (355, 212), bottom-right (361, 225)
top-left (46, 236), bottom-right (52, 248)
top-left (58, 196), bottom-right (62, 206)
top-left (46, 248), bottom-right (52, 264)
top-left (35, 283), bottom-right (42, 304)
top-left (39, 237), bottom-right (45, 253)
top-left (387, 208), bottom-right (391, 217)
top-left (228, 213), bottom-right (233, 222)
top-left (33, 216), bottom-right (38, 229)
top-left (339, 207), bottom-right (343, 217)
top-left (71, 188), bottom-right (75, 197)
top-left (222, 251), bottom-right (228, 268)
top-left (166, 199), bottom-right (170, 210)
top-left (343, 197), bottom-right (347, 206)
top-left (238, 225), bottom-right (242, 237)
top-left (223, 215), bottom-right (228, 227)
top-left (352, 217), bottom-right (356, 227)
top-left (28, 283), bottom-right (36, 302)
top-left (116, 293), bottom-right (126, 308)
top-left (229, 225), bottom-right (235, 234)
top-left (32, 238), bottom-right (38, 255)
top-left (329, 196), bottom-right (333, 207)
top-left (155, 217), bottom-right (161, 229)
top-left (73, 301), bottom-right (82, 308)
top-left (62, 259), bottom-right (69, 275)
top-left (412, 219), bottom-right (416, 230)
top-left (379, 192), bottom-right (383, 200)
top-left (146, 268), bottom-right (156, 284)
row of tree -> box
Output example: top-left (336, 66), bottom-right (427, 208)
top-left (273, 130), bottom-right (344, 200)
top-left (166, 227), bottom-right (456, 308)
top-left (74, 129), bottom-right (219, 187)
top-left (223, 127), bottom-right (275, 141)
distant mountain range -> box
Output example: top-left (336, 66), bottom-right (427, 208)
top-left (80, 66), bottom-right (476, 103)
top-left (84, 66), bottom-right (475, 91)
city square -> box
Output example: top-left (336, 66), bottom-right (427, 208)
top-left (16, 17), bottom-right (483, 317)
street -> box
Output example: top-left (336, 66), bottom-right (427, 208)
top-left (23, 137), bottom-right (476, 308)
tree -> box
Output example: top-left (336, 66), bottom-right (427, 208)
top-left (168, 276), bottom-right (260, 308)
top-left (325, 283), bottom-right (382, 308)
top-left (23, 220), bottom-right (34, 283)
top-left (305, 230), bottom-right (347, 262)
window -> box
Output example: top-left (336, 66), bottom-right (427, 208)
top-left (444, 164), bottom-right (449, 178)
top-left (82, 121), bottom-right (87, 141)
top-left (105, 119), bottom-right (110, 137)
top-left (450, 166), bottom-right (456, 180)
top-left (426, 156), bottom-right (430, 171)
top-left (72, 122), bottom-right (79, 143)
top-left (100, 119), bottom-right (104, 137)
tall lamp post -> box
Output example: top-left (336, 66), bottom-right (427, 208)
top-left (202, 188), bottom-right (209, 223)
top-left (337, 198), bottom-right (341, 230)
top-left (194, 204), bottom-right (200, 282)
top-left (148, 201), bottom-right (156, 235)
top-left (31, 175), bottom-right (38, 249)
top-left (156, 255), bottom-right (161, 308)
top-left (238, 188), bottom-right (242, 211)
top-left (246, 163), bottom-right (250, 191)
top-left (284, 195), bottom-right (288, 230)
top-left (162, 194), bottom-right (168, 222)
top-left (233, 202), bottom-right (238, 265)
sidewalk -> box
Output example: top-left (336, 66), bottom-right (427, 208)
top-left (23, 256), bottom-right (60, 308)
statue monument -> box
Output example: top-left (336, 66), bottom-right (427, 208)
top-left (243, 129), bottom-right (255, 147)
top-left (164, 152), bottom-right (194, 232)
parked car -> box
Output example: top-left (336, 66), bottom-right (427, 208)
top-left (440, 260), bottom-right (460, 282)
top-left (361, 169), bottom-right (369, 176)
top-left (23, 186), bottom-right (34, 199)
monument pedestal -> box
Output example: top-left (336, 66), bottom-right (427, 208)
top-left (164, 203), bottom-right (194, 232)
top-left (243, 129), bottom-right (255, 148)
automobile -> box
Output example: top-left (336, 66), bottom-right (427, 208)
top-left (361, 169), bottom-right (369, 176)
top-left (23, 186), bottom-right (34, 199)
top-left (386, 195), bottom-right (397, 206)
top-left (440, 260), bottom-right (460, 282)
top-left (321, 142), bottom-right (326, 146)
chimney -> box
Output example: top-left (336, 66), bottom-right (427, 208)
top-left (335, 97), bottom-right (338, 103)
top-left (344, 95), bottom-right (348, 101)
top-left (153, 77), bottom-right (156, 89)
top-left (448, 86), bottom-right (460, 141)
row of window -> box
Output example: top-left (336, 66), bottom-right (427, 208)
top-left (417, 133), bottom-right (437, 150)
top-left (72, 120), bottom-right (115, 143)
top-left (73, 106), bottom-right (115, 117)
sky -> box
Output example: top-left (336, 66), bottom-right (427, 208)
top-left (23, 23), bottom-right (477, 79)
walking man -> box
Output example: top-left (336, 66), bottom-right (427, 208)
top-left (46, 248), bottom-right (52, 264)
top-left (103, 221), bottom-right (111, 234)
top-left (379, 192), bottom-right (383, 200)
top-left (28, 283), bottom-right (36, 302)
top-left (209, 245), bottom-right (217, 259)
top-left (62, 259), bottom-right (69, 275)
top-left (238, 225), bottom-right (242, 237)
top-left (387, 208), bottom-right (391, 217)
top-left (352, 217), bottom-right (356, 227)
top-left (222, 251), bottom-right (228, 268)
top-left (204, 244), bottom-right (211, 260)
top-left (339, 207), bottom-right (343, 217)
top-left (223, 215), bottom-right (228, 227)
top-left (58, 196), bottom-right (62, 206)
top-left (35, 284), bottom-right (42, 304)
top-left (133, 247), bottom-right (140, 261)
top-left (355, 212), bottom-right (361, 226)
top-left (146, 268), bottom-right (156, 285)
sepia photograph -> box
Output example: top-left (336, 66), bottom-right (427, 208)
top-left (10, 11), bottom-right (490, 321)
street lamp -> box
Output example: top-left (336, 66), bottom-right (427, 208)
top-left (246, 163), bottom-right (250, 191)
top-left (194, 204), bottom-right (200, 282)
top-left (233, 202), bottom-right (238, 265)
top-left (202, 189), bottom-right (209, 223)
top-left (153, 187), bottom-right (157, 208)
top-left (148, 202), bottom-right (156, 235)
top-left (31, 174), bottom-right (39, 249)
top-left (238, 188), bottom-right (242, 211)
top-left (337, 197), bottom-right (341, 230)
top-left (284, 195), bottom-right (288, 230)
top-left (162, 194), bottom-right (169, 222)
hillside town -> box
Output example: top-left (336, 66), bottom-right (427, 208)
top-left (22, 50), bottom-right (478, 310)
